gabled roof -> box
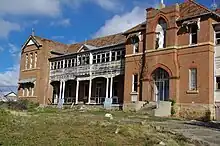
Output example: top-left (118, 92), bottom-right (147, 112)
top-left (67, 33), bottom-right (126, 53)
top-left (21, 35), bottom-right (42, 51)
top-left (178, 0), bottom-right (219, 21)
top-left (77, 44), bottom-right (98, 53)
top-left (4, 91), bottom-right (17, 97)
top-left (123, 22), bottom-right (146, 35)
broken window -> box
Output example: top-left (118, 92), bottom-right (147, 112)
top-left (190, 24), bottom-right (198, 45)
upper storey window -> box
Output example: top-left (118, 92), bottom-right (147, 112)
top-left (189, 24), bottom-right (198, 45)
top-left (131, 36), bottom-right (139, 54)
top-left (155, 18), bottom-right (167, 49)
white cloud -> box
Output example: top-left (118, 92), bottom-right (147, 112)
top-left (8, 43), bottom-right (19, 57)
top-left (0, 19), bottom-right (20, 38)
top-left (91, 0), bottom-right (123, 11)
top-left (0, 46), bottom-right (4, 52)
top-left (61, 0), bottom-right (122, 12)
top-left (0, 43), bottom-right (20, 86)
top-left (94, 6), bottom-right (145, 38)
top-left (0, 0), bottom-right (61, 17)
top-left (0, 64), bottom-right (19, 86)
top-left (50, 18), bottom-right (71, 27)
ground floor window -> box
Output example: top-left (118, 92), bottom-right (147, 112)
top-left (189, 68), bottom-right (197, 90)
top-left (20, 83), bottom-right (35, 97)
top-left (132, 74), bottom-right (138, 92)
top-left (216, 77), bottom-right (220, 90)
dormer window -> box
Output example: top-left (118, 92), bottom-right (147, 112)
top-left (155, 18), bottom-right (167, 49)
top-left (131, 36), bottom-right (139, 54)
top-left (190, 24), bottom-right (198, 45)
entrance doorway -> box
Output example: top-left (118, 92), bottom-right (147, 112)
top-left (152, 68), bottom-right (169, 102)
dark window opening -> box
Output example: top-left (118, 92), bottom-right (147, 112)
top-left (191, 25), bottom-right (198, 44)
top-left (93, 55), bottom-right (97, 64)
top-left (216, 32), bottom-right (220, 45)
top-left (216, 77), bottom-right (220, 90)
top-left (111, 52), bottom-right (116, 61)
top-left (133, 74), bottom-right (138, 92)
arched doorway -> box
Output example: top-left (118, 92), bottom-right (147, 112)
top-left (152, 68), bottom-right (169, 101)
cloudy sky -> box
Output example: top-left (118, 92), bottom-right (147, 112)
top-left (0, 0), bottom-right (215, 86)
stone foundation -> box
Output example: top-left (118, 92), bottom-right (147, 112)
top-left (175, 103), bottom-right (215, 121)
top-left (123, 101), bottom-right (147, 112)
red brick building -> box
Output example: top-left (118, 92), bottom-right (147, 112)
top-left (18, 0), bottom-right (220, 119)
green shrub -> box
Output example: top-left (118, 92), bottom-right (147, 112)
top-left (168, 99), bottom-right (176, 116)
top-left (3, 99), bottom-right (39, 111)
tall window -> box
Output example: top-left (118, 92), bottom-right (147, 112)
top-left (30, 53), bottom-right (33, 69)
top-left (189, 68), bottom-right (197, 90)
top-left (190, 25), bottom-right (198, 45)
top-left (132, 74), bottom-right (138, 92)
top-left (155, 18), bottom-right (167, 49)
top-left (216, 77), bottom-right (220, 90)
top-left (111, 52), bottom-right (116, 61)
top-left (25, 54), bottom-right (28, 70)
top-left (131, 36), bottom-right (139, 54)
top-left (34, 52), bottom-right (37, 68)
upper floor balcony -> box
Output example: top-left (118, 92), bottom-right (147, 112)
top-left (49, 48), bottom-right (125, 81)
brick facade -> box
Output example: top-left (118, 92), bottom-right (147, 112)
top-left (18, 1), bottom-right (220, 119)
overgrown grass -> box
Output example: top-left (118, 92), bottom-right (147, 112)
top-left (0, 106), bottom-right (195, 146)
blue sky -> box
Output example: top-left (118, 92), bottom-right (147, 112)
top-left (0, 0), bottom-right (216, 86)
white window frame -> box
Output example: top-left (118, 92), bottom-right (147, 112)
top-left (189, 68), bottom-right (197, 90)
top-left (189, 25), bottom-right (198, 45)
top-left (25, 54), bottom-right (28, 70)
top-left (30, 53), bottom-right (33, 69)
top-left (132, 74), bottom-right (138, 92)
top-left (34, 52), bottom-right (37, 68)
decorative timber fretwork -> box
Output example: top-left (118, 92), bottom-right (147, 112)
top-left (50, 60), bottom-right (125, 81)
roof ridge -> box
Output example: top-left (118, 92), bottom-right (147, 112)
top-left (190, 0), bottom-right (212, 13)
top-left (69, 33), bottom-right (124, 46)
top-left (33, 35), bottom-right (67, 46)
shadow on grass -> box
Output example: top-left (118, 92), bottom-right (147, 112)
top-left (184, 121), bottom-right (220, 131)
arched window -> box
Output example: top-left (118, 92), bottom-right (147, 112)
top-left (131, 36), bottom-right (139, 54)
top-left (155, 18), bottom-right (167, 49)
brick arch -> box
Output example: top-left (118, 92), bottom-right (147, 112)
top-left (153, 14), bottom-right (170, 31)
top-left (150, 63), bottom-right (173, 78)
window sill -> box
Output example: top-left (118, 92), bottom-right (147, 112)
top-left (186, 90), bottom-right (199, 94)
top-left (22, 68), bottom-right (40, 72)
top-left (130, 91), bottom-right (138, 95)
top-left (19, 96), bottom-right (37, 98)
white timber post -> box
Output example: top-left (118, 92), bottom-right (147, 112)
top-left (59, 80), bottom-right (63, 103)
top-left (61, 80), bottom-right (66, 104)
top-left (88, 79), bottom-right (92, 104)
top-left (110, 77), bottom-right (113, 98)
top-left (106, 78), bottom-right (109, 98)
top-left (75, 80), bottom-right (79, 104)
top-left (109, 51), bottom-right (112, 62)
